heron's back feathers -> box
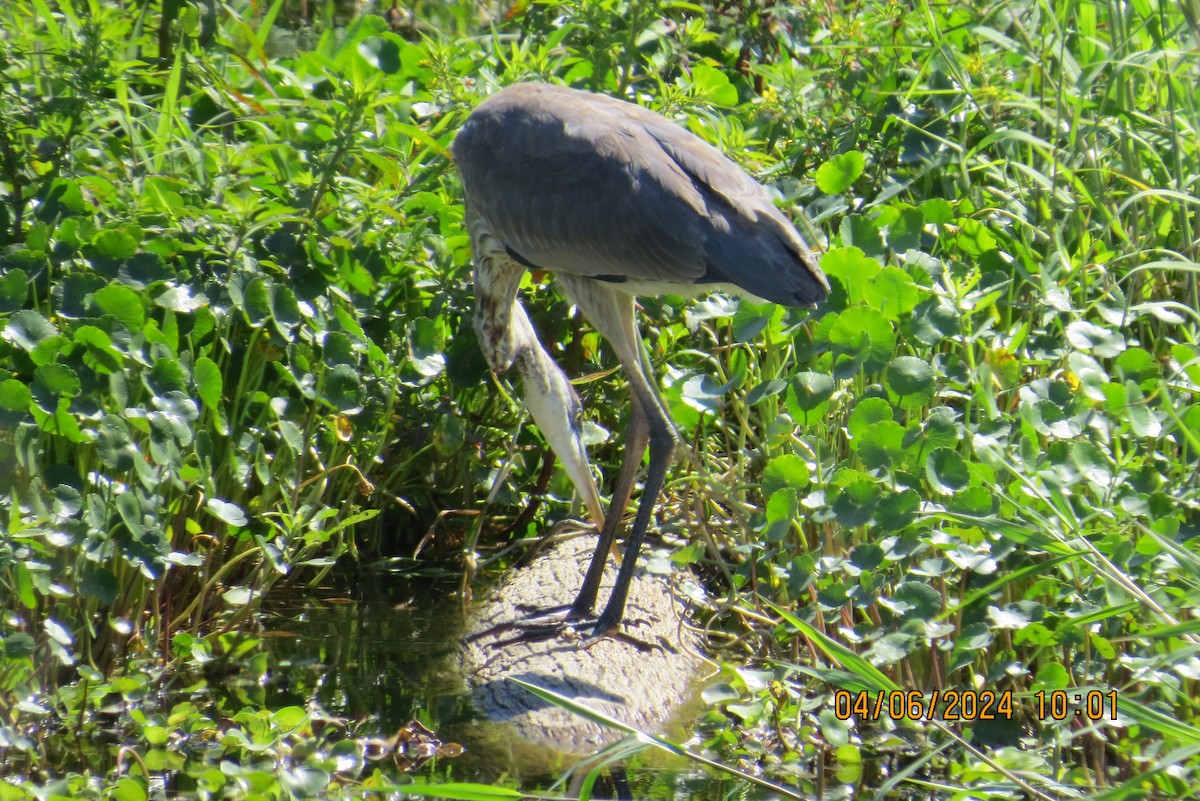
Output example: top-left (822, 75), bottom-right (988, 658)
top-left (453, 82), bottom-right (829, 307)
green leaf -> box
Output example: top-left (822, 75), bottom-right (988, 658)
top-left (926, 449), bottom-right (970, 494)
top-left (0, 379), bottom-right (32, 418)
top-left (820, 247), bottom-right (879, 306)
top-left (271, 706), bottom-right (309, 730)
top-left (110, 777), bottom-right (147, 801)
top-left (789, 371), bottom-right (835, 413)
top-left (832, 479), bottom-right (879, 527)
top-left (830, 307), bottom-right (895, 375)
top-left (5, 632), bottom-right (36, 658)
top-left (949, 485), bottom-right (994, 515)
top-left (1114, 346), bottom-right (1158, 382)
top-left (59, 272), bottom-right (108, 318)
top-left (954, 219), bottom-right (997, 255)
top-left (117, 493), bottom-right (147, 537)
top-left (686, 294), bottom-right (739, 325)
top-left (91, 229), bottom-right (139, 259)
top-left (207, 498), bottom-right (248, 527)
top-left (120, 252), bottom-right (174, 287)
top-left (918, 198), bottom-right (954, 224)
top-left (155, 284), bottom-right (206, 312)
top-left (277, 419), bottom-right (305, 455)
top-left (731, 299), bottom-right (776, 343)
top-left (324, 364), bottom-right (365, 412)
top-left (1066, 320), bottom-right (1126, 358)
top-left (32, 363), bottom-right (81, 412)
top-left (433, 412), bottom-right (466, 455)
top-left (1122, 381), bottom-right (1161, 437)
top-left (815, 151), bottom-right (866, 194)
top-left (30, 333), bottom-right (70, 366)
top-left (97, 417), bottom-right (138, 472)
top-left (745, 378), bottom-right (786, 405)
top-left (0, 268), bottom-right (28, 313)
top-left (149, 358), bottom-right (188, 395)
top-left (876, 489), bottom-right (919, 531)
top-left (270, 283), bottom-right (303, 335)
top-left (242, 277), bottom-right (272, 324)
top-left (142, 725), bottom-right (169, 745)
top-left (886, 356), bottom-right (935, 407)
top-left (681, 373), bottom-right (733, 414)
top-left (893, 581), bottom-right (942, 618)
top-left (74, 325), bottom-right (125, 373)
top-left (886, 205), bottom-right (925, 252)
top-left (79, 565), bottom-right (119, 604)
top-left (762, 454), bottom-right (811, 497)
top-left (36, 397), bottom-right (88, 443)
top-left (194, 357), bottom-right (223, 409)
top-left (1032, 662), bottom-right (1070, 691)
top-left (849, 543), bottom-right (884, 570)
top-left (690, 63), bottom-right (738, 106)
top-left (281, 767), bottom-right (331, 797)
top-left (864, 267), bottom-right (921, 319)
top-left (840, 214), bottom-right (885, 259)
top-left (222, 586), bottom-right (259, 607)
top-left (409, 317), bottom-right (446, 378)
top-left (151, 391), bottom-right (200, 443)
top-left (94, 284), bottom-right (146, 331)
top-left (2, 310), bottom-right (58, 352)
top-left (856, 421), bottom-right (905, 469)
top-left (908, 296), bottom-right (959, 345)
top-left (44, 618), bottom-right (73, 646)
top-left (40, 178), bottom-right (88, 216)
top-left (847, 397), bottom-right (892, 438)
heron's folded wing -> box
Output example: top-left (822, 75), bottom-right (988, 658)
top-left (639, 115), bottom-right (828, 305)
top-left (456, 104), bottom-right (710, 285)
top-left (454, 85), bottom-right (827, 304)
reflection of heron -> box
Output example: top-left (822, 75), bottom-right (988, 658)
top-left (453, 82), bottom-right (829, 644)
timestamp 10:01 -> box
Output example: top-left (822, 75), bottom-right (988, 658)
top-left (1035, 690), bottom-right (1119, 722)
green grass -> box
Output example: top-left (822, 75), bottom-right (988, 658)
top-left (0, 0), bottom-right (1198, 798)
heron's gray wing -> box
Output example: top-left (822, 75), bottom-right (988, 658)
top-left (454, 93), bottom-right (709, 285)
top-left (454, 84), bottom-right (827, 305)
top-left (635, 111), bottom-right (828, 305)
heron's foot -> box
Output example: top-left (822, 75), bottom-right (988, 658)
top-left (488, 601), bottom-right (594, 646)
top-left (513, 601), bottom-right (593, 624)
top-left (488, 617), bottom-right (668, 653)
top-left (462, 602), bottom-right (592, 649)
top-left (469, 604), bottom-right (673, 653)
top-left (580, 622), bottom-right (664, 653)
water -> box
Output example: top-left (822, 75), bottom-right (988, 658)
top-left (8, 568), bottom-right (815, 798)
top-left (261, 573), bottom-right (469, 735)
top-left (258, 571), bottom-right (790, 798)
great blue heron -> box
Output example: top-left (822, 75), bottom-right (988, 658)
top-left (453, 82), bottom-right (828, 644)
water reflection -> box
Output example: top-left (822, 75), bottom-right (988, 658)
top-left (260, 573), bottom-right (468, 734)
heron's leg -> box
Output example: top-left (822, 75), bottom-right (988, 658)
top-left (558, 275), bottom-right (679, 637)
top-left (566, 391), bottom-right (650, 616)
top-left (590, 382), bottom-right (676, 637)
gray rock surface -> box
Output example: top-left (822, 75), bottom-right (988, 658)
top-left (461, 531), bottom-right (704, 755)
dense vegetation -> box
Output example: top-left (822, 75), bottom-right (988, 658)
top-left (1, 0), bottom-right (1198, 798)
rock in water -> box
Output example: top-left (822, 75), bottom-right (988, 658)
top-left (461, 533), bottom-right (703, 754)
